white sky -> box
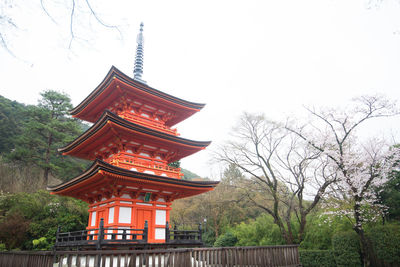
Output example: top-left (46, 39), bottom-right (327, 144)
top-left (1, 0), bottom-right (400, 178)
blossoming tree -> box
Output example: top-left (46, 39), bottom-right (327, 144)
top-left (288, 95), bottom-right (400, 266)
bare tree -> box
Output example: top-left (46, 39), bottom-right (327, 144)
top-left (287, 95), bottom-right (400, 266)
top-left (216, 113), bottom-right (337, 244)
top-left (0, 0), bottom-right (121, 55)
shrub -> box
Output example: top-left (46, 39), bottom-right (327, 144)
top-left (232, 214), bottom-right (285, 246)
top-left (332, 231), bottom-right (361, 267)
top-left (367, 223), bottom-right (400, 265)
top-left (214, 232), bottom-right (238, 247)
top-left (299, 250), bottom-right (336, 267)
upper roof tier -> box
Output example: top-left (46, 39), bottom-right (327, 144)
top-left (59, 110), bottom-right (211, 163)
top-left (71, 66), bottom-right (205, 126)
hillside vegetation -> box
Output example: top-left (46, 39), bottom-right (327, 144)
top-left (0, 92), bottom-right (399, 267)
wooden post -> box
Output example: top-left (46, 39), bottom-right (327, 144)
top-left (52, 226), bottom-right (61, 264)
top-left (165, 221), bottom-right (170, 243)
top-left (96, 218), bottom-right (104, 250)
top-left (143, 220), bottom-right (148, 243)
top-left (198, 223), bottom-right (202, 242)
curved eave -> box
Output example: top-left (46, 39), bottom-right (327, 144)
top-left (59, 110), bottom-right (211, 162)
top-left (47, 160), bottom-right (219, 199)
top-left (70, 66), bottom-right (205, 126)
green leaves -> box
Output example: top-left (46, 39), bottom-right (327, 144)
top-left (5, 90), bottom-right (88, 183)
top-left (0, 190), bottom-right (88, 250)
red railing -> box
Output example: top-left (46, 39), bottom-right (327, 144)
top-left (107, 152), bottom-right (182, 179)
top-left (119, 111), bottom-right (179, 136)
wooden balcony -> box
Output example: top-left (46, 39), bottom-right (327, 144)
top-left (107, 153), bottom-right (183, 179)
top-left (54, 219), bottom-right (203, 251)
top-left (119, 112), bottom-right (179, 136)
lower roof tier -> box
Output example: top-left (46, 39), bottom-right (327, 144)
top-left (59, 111), bottom-right (211, 163)
top-left (47, 160), bottom-right (219, 203)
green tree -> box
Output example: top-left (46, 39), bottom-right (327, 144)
top-left (0, 190), bottom-right (88, 250)
top-left (378, 168), bottom-right (400, 222)
top-left (0, 95), bottom-right (27, 154)
top-left (7, 90), bottom-right (82, 185)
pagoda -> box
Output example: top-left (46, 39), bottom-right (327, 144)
top-left (48, 23), bottom-right (218, 245)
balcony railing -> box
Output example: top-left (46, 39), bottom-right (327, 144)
top-left (54, 219), bottom-right (148, 250)
top-left (108, 152), bottom-right (183, 179)
top-left (54, 219), bottom-right (203, 250)
top-left (119, 112), bottom-right (179, 136)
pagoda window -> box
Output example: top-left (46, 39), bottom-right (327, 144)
top-left (90, 212), bottom-right (97, 226)
top-left (155, 210), bottom-right (166, 225)
top-left (157, 197), bottom-right (165, 202)
top-left (120, 201), bottom-right (132, 204)
top-left (118, 207), bottom-right (132, 224)
top-left (108, 207), bottom-right (114, 223)
top-left (156, 204), bottom-right (167, 207)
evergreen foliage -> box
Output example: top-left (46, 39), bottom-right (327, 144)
top-left (0, 95), bottom-right (27, 154)
top-left (300, 214), bottom-right (353, 250)
top-left (181, 168), bottom-right (200, 180)
top-left (367, 223), bottom-right (400, 265)
top-left (332, 231), bottom-right (362, 267)
top-left (232, 215), bottom-right (285, 246)
top-left (299, 250), bottom-right (336, 267)
top-left (378, 169), bottom-right (400, 222)
top-left (213, 232), bottom-right (238, 247)
top-left (3, 91), bottom-right (90, 183)
top-left (0, 190), bottom-right (88, 250)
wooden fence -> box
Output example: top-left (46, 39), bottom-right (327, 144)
top-left (0, 245), bottom-right (301, 267)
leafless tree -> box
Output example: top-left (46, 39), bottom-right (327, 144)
top-left (216, 113), bottom-right (337, 244)
top-left (0, 0), bottom-right (121, 56)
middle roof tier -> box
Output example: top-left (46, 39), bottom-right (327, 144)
top-left (59, 111), bottom-right (211, 163)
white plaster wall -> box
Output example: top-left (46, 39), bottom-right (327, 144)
top-left (155, 210), bottom-right (166, 225)
top-left (118, 207), bottom-right (132, 223)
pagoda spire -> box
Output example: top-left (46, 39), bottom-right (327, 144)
top-left (133, 22), bottom-right (146, 83)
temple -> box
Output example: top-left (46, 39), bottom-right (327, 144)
top-left (48, 23), bottom-right (218, 248)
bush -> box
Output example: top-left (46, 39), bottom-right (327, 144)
top-left (332, 231), bottom-right (361, 267)
top-left (367, 223), bottom-right (400, 265)
top-left (300, 213), bottom-right (353, 250)
top-left (0, 190), bottom-right (88, 250)
top-left (299, 250), bottom-right (336, 267)
top-left (214, 232), bottom-right (238, 247)
top-left (232, 214), bottom-right (285, 246)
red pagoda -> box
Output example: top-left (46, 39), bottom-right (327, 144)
top-left (48, 23), bottom-right (218, 247)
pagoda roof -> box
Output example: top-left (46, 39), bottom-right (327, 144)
top-left (47, 160), bottom-right (219, 201)
top-left (71, 66), bottom-right (205, 126)
top-left (59, 110), bottom-right (211, 162)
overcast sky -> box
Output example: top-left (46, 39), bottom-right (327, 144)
top-left (1, 0), bottom-right (400, 178)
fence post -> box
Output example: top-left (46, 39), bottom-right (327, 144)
top-left (97, 218), bottom-right (104, 250)
top-left (166, 221), bottom-right (170, 243)
top-left (52, 225), bottom-right (61, 264)
top-left (143, 220), bottom-right (148, 243)
top-left (198, 223), bottom-right (202, 242)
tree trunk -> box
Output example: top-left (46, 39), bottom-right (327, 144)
top-left (43, 133), bottom-right (53, 186)
top-left (298, 213), bottom-right (307, 243)
top-left (354, 202), bottom-right (370, 267)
